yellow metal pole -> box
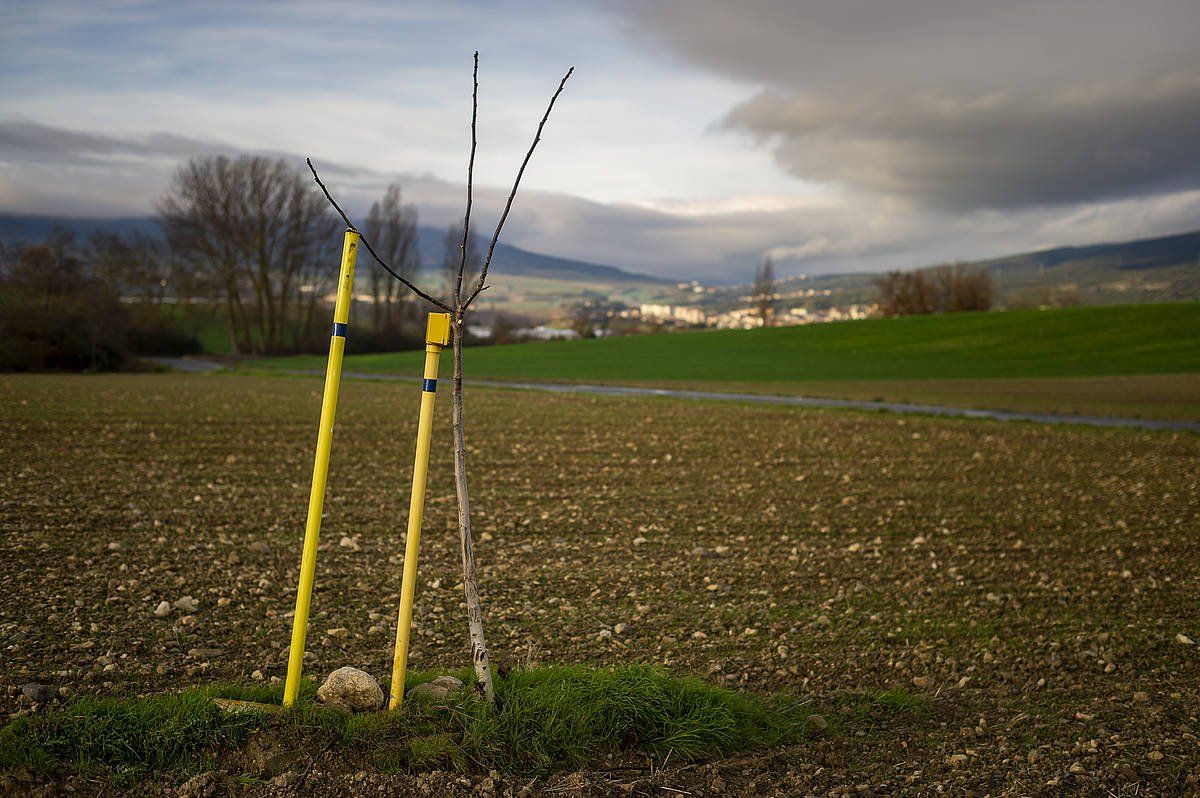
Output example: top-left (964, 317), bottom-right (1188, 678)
top-left (389, 311), bottom-right (452, 710)
top-left (283, 229), bottom-right (359, 707)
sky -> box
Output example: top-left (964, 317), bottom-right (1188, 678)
top-left (1, 0), bottom-right (1198, 281)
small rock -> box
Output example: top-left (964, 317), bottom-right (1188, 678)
top-left (107, 541), bottom-right (123, 551)
top-left (808, 714), bottom-right (828, 730)
top-left (597, 629), bottom-right (613, 640)
top-left (520, 544), bottom-right (534, 554)
top-left (1176, 633), bottom-right (1195, 646)
top-left (912, 676), bottom-right (934, 689)
top-left (407, 675), bottom-right (465, 702)
top-left (948, 754), bottom-right (968, 767)
top-left (613, 622), bottom-right (630, 635)
top-left (691, 631), bottom-right (707, 639)
top-left (176, 771), bottom-right (223, 798)
top-left (326, 627), bottom-right (349, 638)
top-left (316, 666), bottom-right (384, 712)
top-left (249, 541), bottom-right (271, 554)
top-left (154, 600), bottom-right (172, 617)
top-left (174, 596), bottom-right (199, 613)
top-left (1133, 691), bottom-right (1149, 703)
top-left (20, 683), bottom-right (56, 703)
top-left (1146, 750), bottom-right (1164, 762)
top-left (632, 537), bottom-right (648, 546)
top-left (251, 670), bottom-right (264, 681)
top-left (188, 648), bottom-right (224, 659)
top-left (338, 536), bottom-right (360, 551)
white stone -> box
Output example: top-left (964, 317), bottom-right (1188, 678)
top-left (316, 667), bottom-right (384, 713)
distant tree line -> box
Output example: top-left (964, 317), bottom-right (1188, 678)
top-left (0, 230), bottom-right (207, 371)
top-left (1, 154), bottom-right (435, 371)
top-left (873, 262), bottom-right (994, 316)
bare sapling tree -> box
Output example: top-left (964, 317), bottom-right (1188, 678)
top-left (307, 52), bottom-right (572, 705)
top-left (441, 222), bottom-right (482, 303)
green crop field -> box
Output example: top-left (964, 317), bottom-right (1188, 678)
top-left (248, 303), bottom-right (1200, 421)
top-left (253, 303), bottom-right (1200, 382)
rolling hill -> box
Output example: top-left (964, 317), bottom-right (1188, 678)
top-left (255, 303), bottom-right (1200, 383)
top-left (759, 229), bottom-right (1200, 310)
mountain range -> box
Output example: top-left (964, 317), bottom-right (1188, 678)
top-left (0, 214), bottom-right (664, 285)
top-left (2, 213), bottom-right (1197, 305)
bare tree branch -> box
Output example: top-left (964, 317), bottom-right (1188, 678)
top-left (306, 157), bottom-right (451, 312)
top-left (453, 51), bottom-right (479, 309)
top-left (463, 65), bottom-right (574, 310)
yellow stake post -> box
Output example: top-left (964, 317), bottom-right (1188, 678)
top-left (283, 229), bottom-right (359, 708)
top-left (389, 311), bottom-right (452, 710)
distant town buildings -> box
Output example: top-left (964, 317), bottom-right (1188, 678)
top-left (518, 326), bottom-right (580, 341)
top-left (639, 301), bottom-right (877, 330)
top-left (639, 303), bottom-right (707, 325)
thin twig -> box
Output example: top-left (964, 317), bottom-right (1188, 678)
top-left (453, 51), bottom-right (480, 310)
top-left (463, 65), bottom-right (574, 310)
top-left (306, 157), bottom-right (451, 311)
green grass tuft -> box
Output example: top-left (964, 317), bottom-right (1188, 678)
top-left (0, 691), bottom-right (259, 776)
top-left (0, 666), bottom-right (826, 778)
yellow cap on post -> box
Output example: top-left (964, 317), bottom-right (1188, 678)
top-left (426, 312), bottom-right (452, 346)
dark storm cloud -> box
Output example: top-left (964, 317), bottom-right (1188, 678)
top-left (621, 0), bottom-right (1200, 210)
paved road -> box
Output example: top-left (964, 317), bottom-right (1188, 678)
top-left (348, 373), bottom-right (1198, 433)
top-left (145, 356), bottom-right (227, 373)
top-left (149, 358), bottom-right (1199, 432)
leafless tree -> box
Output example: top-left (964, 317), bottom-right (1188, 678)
top-left (753, 256), bottom-right (776, 327)
top-left (307, 52), bottom-right (571, 705)
top-left (875, 262), bottom-right (993, 316)
top-left (86, 231), bottom-right (169, 305)
top-left (364, 185), bottom-right (420, 333)
top-left (160, 155), bottom-right (340, 354)
top-left (930, 262), bottom-right (993, 312)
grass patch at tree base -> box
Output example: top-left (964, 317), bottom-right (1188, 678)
top-left (1, 665), bottom-right (842, 781)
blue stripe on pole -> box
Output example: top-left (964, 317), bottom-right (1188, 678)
top-left (331, 322), bottom-right (347, 338)
top-left (422, 378), bottom-right (437, 393)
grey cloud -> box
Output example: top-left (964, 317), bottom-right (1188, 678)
top-left (0, 119), bottom-right (769, 279)
top-left (621, 1), bottom-right (1200, 210)
top-left (3, 118), bottom-right (1199, 282)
